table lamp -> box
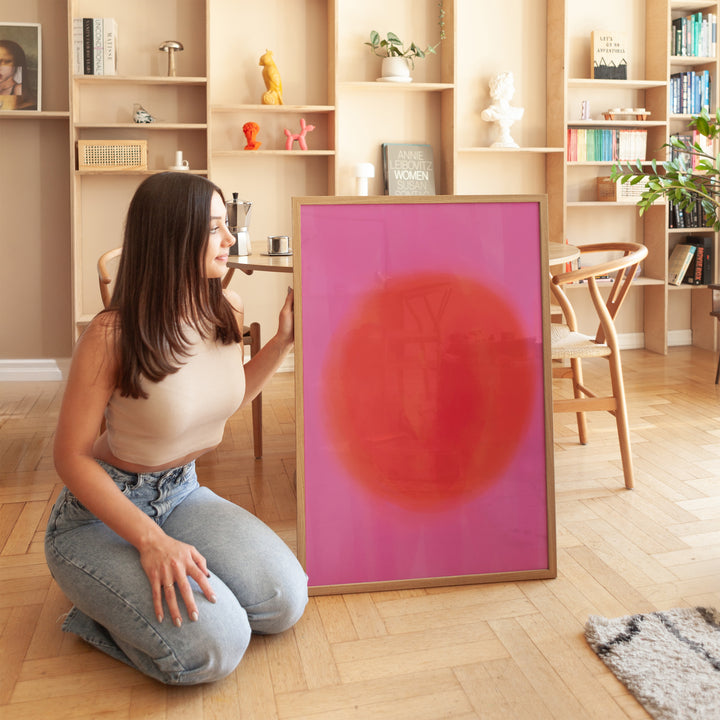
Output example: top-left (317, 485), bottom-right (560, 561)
top-left (354, 163), bottom-right (375, 196)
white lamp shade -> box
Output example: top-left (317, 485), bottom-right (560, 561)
top-left (354, 162), bottom-right (375, 179)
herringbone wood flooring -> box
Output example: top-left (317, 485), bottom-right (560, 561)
top-left (2, 347), bottom-right (720, 719)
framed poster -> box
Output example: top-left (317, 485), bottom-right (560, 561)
top-left (0, 22), bottom-right (41, 111)
top-left (293, 196), bottom-right (555, 595)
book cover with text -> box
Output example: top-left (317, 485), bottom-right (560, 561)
top-left (382, 143), bottom-right (436, 196)
top-left (591, 31), bottom-right (628, 80)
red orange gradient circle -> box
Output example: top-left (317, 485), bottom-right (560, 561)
top-left (321, 272), bottom-right (537, 512)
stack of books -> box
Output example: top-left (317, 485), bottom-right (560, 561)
top-left (669, 198), bottom-right (708, 228)
top-left (668, 243), bottom-right (697, 285)
top-left (668, 238), bottom-right (714, 286)
top-left (72, 18), bottom-right (118, 76)
top-left (670, 70), bottom-right (711, 115)
top-left (672, 11), bottom-right (717, 57)
top-left (683, 236), bottom-right (713, 285)
top-left (670, 131), bottom-right (714, 169)
top-left (566, 128), bottom-right (647, 162)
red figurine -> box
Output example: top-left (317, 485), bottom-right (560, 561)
top-left (243, 122), bottom-right (262, 150)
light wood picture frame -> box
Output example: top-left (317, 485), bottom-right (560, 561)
top-left (0, 22), bottom-right (41, 111)
top-left (293, 195), bottom-right (556, 595)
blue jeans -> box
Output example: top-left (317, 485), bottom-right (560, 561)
top-left (44, 460), bottom-right (308, 685)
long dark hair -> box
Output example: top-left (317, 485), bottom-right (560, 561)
top-left (109, 172), bottom-right (242, 398)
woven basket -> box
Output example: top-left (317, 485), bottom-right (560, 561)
top-left (77, 140), bottom-right (148, 171)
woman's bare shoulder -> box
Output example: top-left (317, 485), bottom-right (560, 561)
top-left (223, 287), bottom-right (244, 314)
top-left (73, 311), bottom-right (120, 368)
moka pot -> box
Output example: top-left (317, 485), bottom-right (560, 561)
top-left (226, 193), bottom-right (253, 256)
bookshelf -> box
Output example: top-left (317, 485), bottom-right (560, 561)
top-left (3, 0), bottom-right (720, 357)
top-left (67, 0), bottom-right (209, 333)
top-left (666, 0), bottom-right (720, 350)
top-left (548, 0), bottom-right (720, 354)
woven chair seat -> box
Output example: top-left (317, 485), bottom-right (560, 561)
top-left (550, 323), bottom-right (611, 360)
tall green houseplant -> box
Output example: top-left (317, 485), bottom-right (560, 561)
top-left (612, 109), bottom-right (720, 231)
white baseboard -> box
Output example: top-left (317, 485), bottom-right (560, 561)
top-left (605, 331), bottom-right (693, 350)
top-left (0, 359), bottom-right (64, 382)
top-left (618, 332), bottom-right (646, 350)
top-left (668, 329), bottom-right (694, 347)
top-left (0, 353), bottom-right (291, 383)
top-left (0, 334), bottom-right (693, 385)
top-left (278, 351), bottom-right (295, 373)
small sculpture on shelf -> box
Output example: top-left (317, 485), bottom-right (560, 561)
top-left (158, 40), bottom-right (183, 77)
top-left (284, 118), bottom-right (315, 151)
top-left (133, 103), bottom-right (156, 124)
top-left (480, 71), bottom-right (524, 148)
top-left (243, 122), bottom-right (262, 150)
top-left (259, 49), bottom-right (283, 105)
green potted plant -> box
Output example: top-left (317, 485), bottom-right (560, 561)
top-left (365, 1), bottom-right (446, 82)
top-left (612, 109), bottom-right (720, 231)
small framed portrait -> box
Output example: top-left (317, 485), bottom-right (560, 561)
top-left (0, 22), bottom-right (41, 111)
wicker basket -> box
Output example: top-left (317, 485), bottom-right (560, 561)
top-left (77, 140), bottom-right (148, 171)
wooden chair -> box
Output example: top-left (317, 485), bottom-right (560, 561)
top-left (97, 249), bottom-right (264, 458)
top-left (550, 242), bottom-right (648, 489)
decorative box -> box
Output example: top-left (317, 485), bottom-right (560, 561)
top-left (77, 140), bottom-right (148, 171)
top-left (596, 175), bottom-right (649, 202)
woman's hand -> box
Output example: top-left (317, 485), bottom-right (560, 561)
top-left (277, 287), bottom-right (294, 346)
top-left (139, 533), bottom-right (217, 627)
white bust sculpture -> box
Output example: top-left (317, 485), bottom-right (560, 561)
top-left (481, 71), bottom-right (524, 148)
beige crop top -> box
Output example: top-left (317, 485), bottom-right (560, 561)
top-left (104, 328), bottom-right (245, 467)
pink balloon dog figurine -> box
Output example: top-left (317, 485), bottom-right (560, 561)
top-left (284, 118), bottom-right (315, 151)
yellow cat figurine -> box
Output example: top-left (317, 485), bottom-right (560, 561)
top-left (259, 49), bottom-right (283, 105)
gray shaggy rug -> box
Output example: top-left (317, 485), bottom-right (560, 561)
top-left (585, 607), bottom-right (720, 720)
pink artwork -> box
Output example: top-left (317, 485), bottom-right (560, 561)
top-left (293, 197), bottom-right (555, 594)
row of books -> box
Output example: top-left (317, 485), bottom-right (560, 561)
top-left (668, 237), bottom-right (713, 285)
top-left (669, 70), bottom-right (711, 115)
top-left (671, 12), bottom-right (717, 57)
top-left (670, 131), bottom-right (714, 169)
top-left (669, 198), bottom-right (708, 229)
top-left (72, 18), bottom-right (118, 76)
top-left (566, 128), bottom-right (647, 162)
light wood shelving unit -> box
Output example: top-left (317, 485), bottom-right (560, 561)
top-left (548, 0), bottom-right (720, 354)
top-left (3, 0), bottom-right (720, 355)
top-left (67, 0), bottom-right (209, 332)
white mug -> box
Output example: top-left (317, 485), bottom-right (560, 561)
top-left (170, 150), bottom-right (190, 171)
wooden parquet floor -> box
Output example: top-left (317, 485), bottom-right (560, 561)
top-left (2, 346), bottom-right (720, 719)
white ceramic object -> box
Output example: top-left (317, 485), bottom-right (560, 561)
top-left (378, 56), bottom-right (411, 82)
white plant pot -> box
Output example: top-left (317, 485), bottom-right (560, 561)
top-left (380, 56), bottom-right (412, 82)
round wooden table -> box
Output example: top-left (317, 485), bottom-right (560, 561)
top-left (226, 253), bottom-right (293, 275)
top-left (548, 242), bottom-right (580, 266)
top-left (227, 245), bottom-right (579, 278)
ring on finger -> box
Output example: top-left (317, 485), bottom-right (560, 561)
top-left (163, 584), bottom-right (174, 590)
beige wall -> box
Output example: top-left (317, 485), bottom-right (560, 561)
top-left (0, 0), bottom-right (72, 359)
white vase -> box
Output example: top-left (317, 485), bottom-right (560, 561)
top-left (380, 56), bottom-right (411, 82)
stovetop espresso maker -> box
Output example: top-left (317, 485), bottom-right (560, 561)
top-left (226, 192), bottom-right (252, 256)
